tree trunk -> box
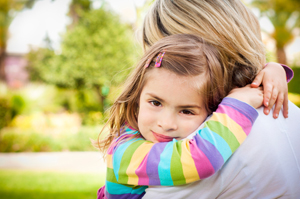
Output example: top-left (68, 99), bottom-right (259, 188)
top-left (0, 47), bottom-right (6, 82)
top-left (94, 85), bottom-right (105, 113)
top-left (276, 47), bottom-right (287, 65)
top-left (67, 3), bottom-right (80, 30)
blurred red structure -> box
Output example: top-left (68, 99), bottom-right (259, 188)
top-left (5, 53), bottom-right (28, 88)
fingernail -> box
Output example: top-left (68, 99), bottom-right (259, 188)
top-left (275, 113), bottom-right (278, 118)
top-left (265, 102), bottom-right (269, 106)
top-left (265, 109), bottom-right (269, 114)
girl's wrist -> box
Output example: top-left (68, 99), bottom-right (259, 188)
top-left (264, 62), bottom-right (294, 82)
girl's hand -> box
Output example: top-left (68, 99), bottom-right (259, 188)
top-left (251, 62), bottom-right (288, 119)
top-left (227, 85), bottom-right (263, 109)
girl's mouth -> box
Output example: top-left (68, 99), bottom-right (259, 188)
top-left (152, 131), bottom-right (178, 142)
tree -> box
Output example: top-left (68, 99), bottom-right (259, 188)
top-left (252, 0), bottom-right (300, 64)
top-left (27, 6), bottom-right (137, 112)
top-left (67, 0), bottom-right (92, 29)
top-left (0, 0), bottom-right (42, 81)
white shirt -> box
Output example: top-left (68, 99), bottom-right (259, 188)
top-left (144, 101), bottom-right (300, 199)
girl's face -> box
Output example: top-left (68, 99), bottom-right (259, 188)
top-left (138, 68), bottom-right (208, 143)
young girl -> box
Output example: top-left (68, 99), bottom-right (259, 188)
top-left (97, 34), bottom-right (264, 199)
top-left (142, 0), bottom-right (294, 119)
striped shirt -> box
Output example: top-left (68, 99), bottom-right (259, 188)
top-left (102, 97), bottom-right (258, 199)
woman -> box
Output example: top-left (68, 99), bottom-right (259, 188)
top-left (140, 0), bottom-right (300, 198)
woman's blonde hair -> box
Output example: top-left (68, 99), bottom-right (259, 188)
top-left (142, 0), bottom-right (266, 87)
top-left (97, 34), bottom-right (256, 152)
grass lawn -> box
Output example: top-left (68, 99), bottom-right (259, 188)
top-left (0, 170), bottom-right (105, 199)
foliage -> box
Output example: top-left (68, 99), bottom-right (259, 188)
top-left (265, 49), bottom-right (277, 63)
top-left (251, 0), bottom-right (300, 64)
top-left (0, 82), bottom-right (108, 130)
top-left (0, 83), bottom-right (67, 116)
top-left (0, 85), bottom-right (27, 129)
top-left (67, 0), bottom-right (92, 29)
top-left (0, 170), bottom-right (105, 199)
top-left (288, 66), bottom-right (300, 95)
top-left (0, 97), bottom-right (11, 129)
top-left (0, 125), bottom-right (104, 152)
top-left (288, 93), bottom-right (300, 107)
top-left (10, 94), bottom-right (26, 116)
top-left (27, 6), bottom-right (138, 112)
top-left (82, 111), bottom-right (104, 126)
top-left (27, 48), bottom-right (55, 82)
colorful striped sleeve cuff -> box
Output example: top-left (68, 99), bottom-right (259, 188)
top-left (106, 97), bottom-right (258, 188)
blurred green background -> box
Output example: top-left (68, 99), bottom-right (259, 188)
top-left (0, 0), bottom-right (299, 198)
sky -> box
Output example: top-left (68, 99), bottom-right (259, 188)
top-left (6, 0), bottom-right (299, 62)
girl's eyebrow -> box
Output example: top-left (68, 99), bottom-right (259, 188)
top-left (178, 105), bottom-right (201, 109)
top-left (145, 93), bottom-right (165, 102)
top-left (145, 93), bottom-right (202, 109)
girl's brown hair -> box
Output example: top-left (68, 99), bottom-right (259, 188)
top-left (142, 0), bottom-right (266, 88)
top-left (97, 34), bottom-right (256, 152)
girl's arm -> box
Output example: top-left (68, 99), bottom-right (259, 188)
top-left (107, 89), bottom-right (261, 187)
top-left (251, 63), bottom-right (294, 119)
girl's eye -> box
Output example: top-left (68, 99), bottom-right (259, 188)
top-left (150, 100), bottom-right (161, 107)
top-left (180, 110), bottom-right (194, 115)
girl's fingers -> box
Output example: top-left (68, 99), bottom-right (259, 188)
top-left (251, 71), bottom-right (264, 88)
top-left (268, 87), bottom-right (278, 111)
top-left (283, 92), bottom-right (289, 118)
top-left (264, 106), bottom-right (270, 115)
top-left (273, 92), bottom-right (284, 119)
top-left (263, 83), bottom-right (273, 107)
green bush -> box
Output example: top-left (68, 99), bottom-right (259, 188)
top-left (81, 111), bottom-right (104, 126)
top-left (11, 95), bottom-right (26, 117)
top-left (0, 83), bottom-right (110, 130)
top-left (0, 126), bottom-right (102, 152)
top-left (0, 98), bottom-right (12, 129)
top-left (288, 67), bottom-right (300, 95)
top-left (0, 93), bottom-right (26, 129)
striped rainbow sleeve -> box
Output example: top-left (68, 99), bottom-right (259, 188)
top-left (106, 97), bottom-right (258, 192)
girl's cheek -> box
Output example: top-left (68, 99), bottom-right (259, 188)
top-left (179, 118), bottom-right (205, 137)
top-left (138, 105), bottom-right (154, 123)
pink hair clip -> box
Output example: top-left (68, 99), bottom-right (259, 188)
top-left (155, 51), bottom-right (165, 68)
top-left (145, 51), bottom-right (166, 68)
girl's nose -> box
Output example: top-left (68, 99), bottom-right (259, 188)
top-left (157, 111), bottom-right (178, 131)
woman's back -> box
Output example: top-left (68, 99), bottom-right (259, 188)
top-left (144, 101), bottom-right (300, 198)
